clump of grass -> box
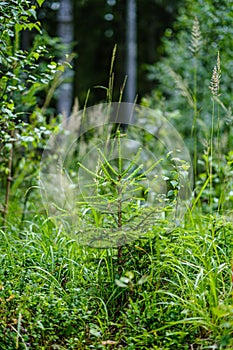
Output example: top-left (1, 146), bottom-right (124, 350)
top-left (1, 207), bottom-right (233, 349)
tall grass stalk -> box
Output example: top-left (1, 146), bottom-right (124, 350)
top-left (190, 17), bottom-right (202, 185)
top-left (209, 52), bottom-right (221, 209)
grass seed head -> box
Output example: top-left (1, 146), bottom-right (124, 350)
top-left (209, 52), bottom-right (221, 96)
top-left (190, 17), bottom-right (202, 55)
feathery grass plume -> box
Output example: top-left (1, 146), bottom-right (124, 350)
top-left (209, 51), bottom-right (221, 96)
top-left (189, 17), bottom-right (202, 55)
top-left (167, 66), bottom-right (194, 107)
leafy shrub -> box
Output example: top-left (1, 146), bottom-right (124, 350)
top-left (0, 0), bottom-right (69, 226)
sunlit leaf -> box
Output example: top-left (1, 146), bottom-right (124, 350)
top-left (36, 0), bottom-right (45, 6)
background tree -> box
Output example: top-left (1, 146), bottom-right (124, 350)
top-left (39, 0), bottom-right (181, 107)
top-left (57, 0), bottom-right (74, 117)
top-left (73, 0), bottom-right (181, 106)
top-left (125, 0), bottom-right (137, 103)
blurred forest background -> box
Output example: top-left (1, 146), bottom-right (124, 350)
top-left (1, 0), bottom-right (233, 223)
top-left (36, 0), bottom-right (181, 113)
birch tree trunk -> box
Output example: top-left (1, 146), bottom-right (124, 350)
top-left (125, 0), bottom-right (137, 103)
top-left (57, 0), bottom-right (74, 118)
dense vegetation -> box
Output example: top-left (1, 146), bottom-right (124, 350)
top-left (0, 0), bottom-right (233, 349)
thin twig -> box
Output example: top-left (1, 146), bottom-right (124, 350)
top-left (3, 129), bottom-right (14, 228)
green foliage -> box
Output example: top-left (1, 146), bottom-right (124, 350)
top-left (0, 0), bottom-right (68, 225)
top-left (145, 0), bottom-right (233, 155)
top-left (0, 1), bottom-right (233, 349)
top-left (0, 213), bottom-right (232, 348)
top-left (75, 129), bottom-right (167, 248)
top-left (144, 0), bottom-right (233, 211)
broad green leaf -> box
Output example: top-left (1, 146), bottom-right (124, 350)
top-left (36, 0), bottom-right (45, 6)
top-left (33, 52), bottom-right (40, 60)
top-left (28, 8), bottom-right (37, 20)
top-left (57, 65), bottom-right (65, 72)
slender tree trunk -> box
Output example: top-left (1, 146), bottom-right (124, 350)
top-left (57, 0), bottom-right (74, 118)
top-left (125, 0), bottom-right (137, 103)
